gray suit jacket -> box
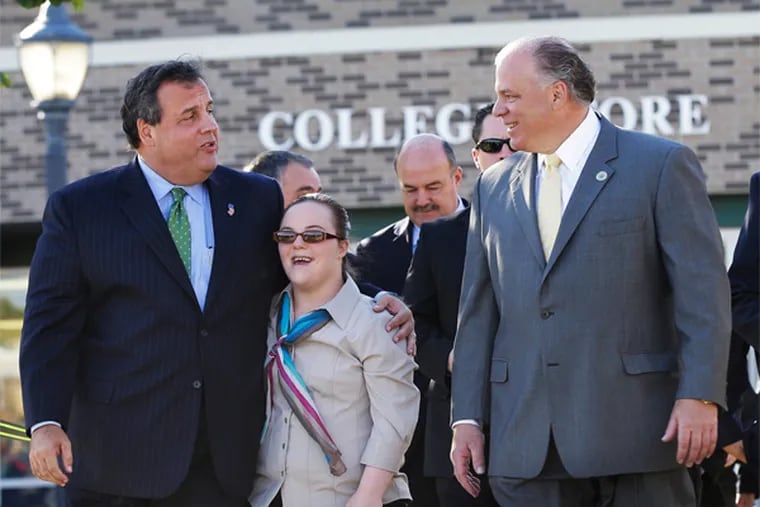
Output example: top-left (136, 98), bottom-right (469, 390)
top-left (451, 114), bottom-right (731, 479)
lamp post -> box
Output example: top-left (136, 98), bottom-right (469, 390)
top-left (16, 1), bottom-right (92, 196)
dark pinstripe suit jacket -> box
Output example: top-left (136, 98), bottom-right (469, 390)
top-left (20, 159), bottom-right (286, 498)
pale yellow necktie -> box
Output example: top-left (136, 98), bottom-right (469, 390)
top-left (538, 153), bottom-right (562, 260)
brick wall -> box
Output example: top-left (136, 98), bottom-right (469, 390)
top-left (0, 1), bottom-right (758, 222)
top-left (2, 0), bottom-right (759, 44)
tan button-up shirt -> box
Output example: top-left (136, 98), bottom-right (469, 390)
top-left (250, 276), bottom-right (419, 507)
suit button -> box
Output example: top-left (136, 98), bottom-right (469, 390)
top-left (192, 380), bottom-right (202, 389)
top-left (540, 310), bottom-right (553, 319)
top-left (199, 329), bottom-right (209, 337)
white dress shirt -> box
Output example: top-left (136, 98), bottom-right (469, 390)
top-left (536, 108), bottom-right (601, 214)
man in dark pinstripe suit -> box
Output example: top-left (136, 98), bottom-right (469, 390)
top-left (20, 60), bottom-right (290, 507)
top-left (21, 60), bottom-right (414, 507)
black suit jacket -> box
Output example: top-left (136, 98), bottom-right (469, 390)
top-left (727, 171), bottom-right (760, 473)
top-left (729, 171), bottom-right (760, 350)
top-left (20, 160), bottom-right (286, 498)
top-left (403, 208), bottom-right (469, 477)
top-left (354, 217), bottom-right (414, 295)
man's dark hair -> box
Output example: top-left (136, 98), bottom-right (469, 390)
top-left (120, 60), bottom-right (204, 150)
top-left (472, 102), bottom-right (495, 144)
top-left (532, 37), bottom-right (596, 104)
top-left (243, 150), bottom-right (314, 181)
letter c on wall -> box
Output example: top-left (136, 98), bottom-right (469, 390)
top-left (259, 111), bottom-right (295, 150)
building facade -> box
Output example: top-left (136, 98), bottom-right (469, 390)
top-left (0, 0), bottom-right (758, 501)
top-left (0, 0), bottom-right (758, 231)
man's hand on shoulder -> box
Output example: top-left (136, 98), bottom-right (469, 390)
top-left (29, 425), bottom-right (73, 486)
top-left (372, 293), bottom-right (416, 355)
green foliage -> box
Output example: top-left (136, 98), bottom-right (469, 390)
top-left (15, 0), bottom-right (45, 7)
top-left (0, 73), bottom-right (11, 88)
top-left (16, 0), bottom-right (85, 9)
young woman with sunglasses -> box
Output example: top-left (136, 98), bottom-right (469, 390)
top-left (250, 193), bottom-right (419, 507)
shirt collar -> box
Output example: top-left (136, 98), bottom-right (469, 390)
top-left (137, 155), bottom-right (205, 205)
top-left (539, 107), bottom-right (600, 176)
top-left (455, 195), bottom-right (465, 213)
top-left (278, 275), bottom-right (361, 331)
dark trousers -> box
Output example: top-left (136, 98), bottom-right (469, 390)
top-left (67, 450), bottom-right (247, 507)
top-left (489, 437), bottom-right (696, 507)
top-left (435, 475), bottom-right (499, 507)
top-left (405, 374), bottom-right (439, 507)
top-left (270, 492), bottom-right (410, 506)
top-left (67, 404), bottom-right (248, 507)
top-left (689, 456), bottom-right (737, 507)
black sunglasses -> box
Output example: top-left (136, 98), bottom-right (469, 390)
top-left (475, 138), bottom-right (511, 154)
top-left (273, 229), bottom-right (344, 244)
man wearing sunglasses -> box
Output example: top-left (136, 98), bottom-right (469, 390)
top-left (471, 102), bottom-right (515, 172)
top-left (403, 104), bottom-right (511, 507)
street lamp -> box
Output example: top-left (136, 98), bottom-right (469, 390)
top-left (16, 1), bottom-right (92, 196)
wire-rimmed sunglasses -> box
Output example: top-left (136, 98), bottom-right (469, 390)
top-left (475, 138), bottom-right (511, 153)
top-left (273, 229), bottom-right (344, 244)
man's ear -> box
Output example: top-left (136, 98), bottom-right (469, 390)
top-left (551, 81), bottom-right (569, 108)
top-left (137, 119), bottom-right (155, 147)
top-left (453, 166), bottom-right (464, 186)
top-left (471, 149), bottom-right (481, 170)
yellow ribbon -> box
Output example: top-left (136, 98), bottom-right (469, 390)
top-left (0, 420), bottom-right (30, 442)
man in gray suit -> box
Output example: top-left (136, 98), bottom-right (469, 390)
top-left (449, 36), bottom-right (731, 507)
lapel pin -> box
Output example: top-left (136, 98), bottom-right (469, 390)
top-left (227, 203), bottom-right (235, 216)
top-left (595, 171), bottom-right (608, 182)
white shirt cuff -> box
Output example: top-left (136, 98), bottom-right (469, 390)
top-left (452, 419), bottom-right (480, 428)
top-left (31, 421), bottom-right (61, 434)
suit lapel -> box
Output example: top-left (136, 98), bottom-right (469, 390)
top-left (393, 217), bottom-right (414, 258)
top-left (118, 160), bottom-right (197, 302)
top-left (543, 116), bottom-right (618, 278)
top-left (509, 154), bottom-right (545, 267)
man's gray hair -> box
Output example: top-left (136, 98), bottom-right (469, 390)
top-left (495, 36), bottom-right (596, 105)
